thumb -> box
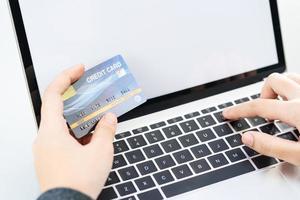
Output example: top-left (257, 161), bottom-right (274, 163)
top-left (242, 131), bottom-right (300, 165)
top-left (90, 113), bottom-right (118, 147)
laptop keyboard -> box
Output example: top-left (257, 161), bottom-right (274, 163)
top-left (98, 94), bottom-right (299, 200)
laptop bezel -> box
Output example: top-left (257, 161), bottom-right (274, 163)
top-left (8, 0), bottom-right (285, 125)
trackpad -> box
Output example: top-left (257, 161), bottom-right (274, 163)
top-left (279, 163), bottom-right (300, 197)
top-left (171, 166), bottom-right (298, 200)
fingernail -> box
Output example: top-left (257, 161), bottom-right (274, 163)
top-left (242, 132), bottom-right (254, 147)
top-left (103, 113), bottom-right (117, 126)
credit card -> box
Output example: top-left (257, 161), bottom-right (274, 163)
top-left (63, 55), bottom-right (147, 138)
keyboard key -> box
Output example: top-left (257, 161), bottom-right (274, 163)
top-left (234, 97), bottom-right (250, 104)
top-left (137, 160), bottom-right (157, 175)
top-left (167, 116), bottom-right (184, 124)
top-left (173, 149), bottom-right (194, 164)
top-left (137, 189), bottom-right (163, 200)
top-left (230, 119), bottom-right (250, 132)
top-left (116, 181), bottom-right (137, 196)
top-left (196, 129), bottom-right (216, 142)
top-left (179, 120), bottom-right (200, 133)
top-left (208, 139), bottom-right (229, 153)
top-left (252, 155), bottom-right (278, 169)
top-left (155, 155), bottom-right (176, 169)
top-left (251, 94), bottom-right (260, 99)
top-left (127, 135), bottom-right (147, 149)
top-left (294, 129), bottom-right (299, 137)
top-left (184, 111), bottom-right (200, 119)
top-left (113, 154), bottom-right (127, 169)
top-left (115, 131), bottom-right (131, 140)
top-left (120, 196), bottom-right (135, 200)
top-left (153, 170), bottom-right (175, 185)
top-left (171, 164), bottom-right (193, 179)
top-left (143, 144), bottom-right (163, 158)
top-left (213, 124), bottom-right (233, 137)
top-left (207, 153), bottom-right (229, 168)
top-left (259, 123), bottom-right (280, 135)
top-left (98, 187), bottom-right (117, 200)
top-left (197, 115), bottom-right (216, 128)
top-left (225, 134), bottom-right (242, 147)
top-left (225, 148), bottom-right (246, 162)
top-left (213, 111), bottom-right (227, 123)
top-left (161, 139), bottom-right (181, 153)
top-left (162, 125), bottom-right (183, 138)
top-left (218, 102), bottom-right (233, 109)
top-left (178, 134), bottom-right (199, 147)
top-left (132, 126), bottom-right (149, 134)
top-left (191, 144), bottom-right (211, 158)
top-left (125, 149), bottom-right (145, 164)
top-left (113, 140), bottom-right (129, 154)
top-left (276, 121), bottom-right (294, 132)
top-left (145, 130), bottom-right (165, 144)
top-left (243, 128), bottom-right (259, 134)
top-left (135, 176), bottom-right (155, 191)
top-left (242, 146), bottom-right (258, 157)
top-left (248, 117), bottom-right (267, 126)
top-left (118, 166), bottom-right (139, 181)
top-left (161, 160), bottom-right (255, 198)
top-left (278, 132), bottom-right (297, 141)
top-left (190, 159), bottom-right (211, 174)
top-left (150, 121), bottom-right (166, 129)
top-left (105, 171), bottom-right (120, 186)
top-left (201, 106), bottom-right (217, 114)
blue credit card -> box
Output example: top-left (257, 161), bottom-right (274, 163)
top-left (63, 55), bottom-right (147, 138)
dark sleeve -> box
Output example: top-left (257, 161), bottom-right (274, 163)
top-left (37, 188), bottom-right (93, 200)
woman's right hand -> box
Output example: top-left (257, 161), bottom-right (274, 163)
top-left (223, 73), bottom-right (300, 166)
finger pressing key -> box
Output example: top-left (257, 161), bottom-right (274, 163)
top-left (242, 131), bottom-right (300, 166)
top-left (223, 99), bottom-right (298, 126)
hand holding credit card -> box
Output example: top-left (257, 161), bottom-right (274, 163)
top-left (63, 55), bottom-right (147, 138)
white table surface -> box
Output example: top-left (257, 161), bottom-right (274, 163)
top-left (0, 0), bottom-right (299, 199)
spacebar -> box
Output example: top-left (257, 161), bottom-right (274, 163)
top-left (161, 160), bottom-right (255, 198)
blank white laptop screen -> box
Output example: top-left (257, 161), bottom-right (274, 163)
top-left (19, 0), bottom-right (278, 99)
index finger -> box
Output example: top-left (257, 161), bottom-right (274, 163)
top-left (223, 99), bottom-right (297, 127)
top-left (242, 131), bottom-right (300, 166)
top-left (41, 64), bottom-right (85, 122)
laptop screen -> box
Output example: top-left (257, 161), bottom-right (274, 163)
top-left (19, 0), bottom-right (278, 100)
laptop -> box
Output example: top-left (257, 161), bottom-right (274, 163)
top-left (9, 0), bottom-right (300, 199)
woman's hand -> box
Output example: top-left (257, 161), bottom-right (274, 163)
top-left (223, 73), bottom-right (300, 166)
top-left (33, 65), bottom-right (117, 199)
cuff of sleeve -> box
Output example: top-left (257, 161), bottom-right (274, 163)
top-left (37, 188), bottom-right (93, 200)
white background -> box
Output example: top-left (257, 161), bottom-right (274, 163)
top-left (0, 0), bottom-right (300, 199)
